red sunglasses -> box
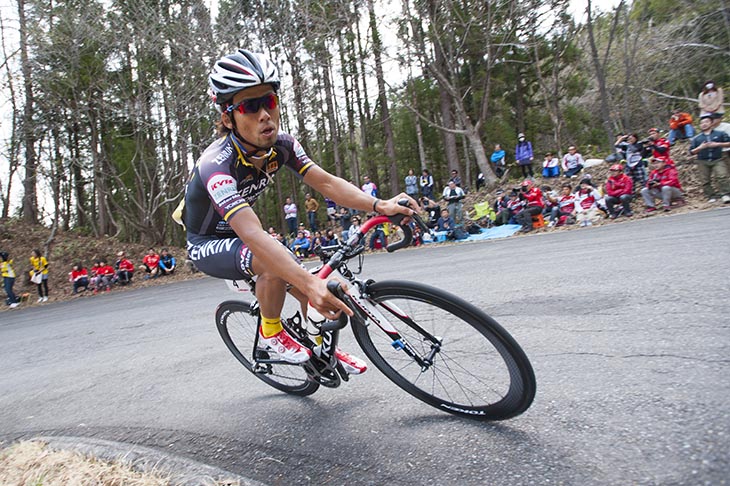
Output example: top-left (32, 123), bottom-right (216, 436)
top-left (228, 93), bottom-right (279, 114)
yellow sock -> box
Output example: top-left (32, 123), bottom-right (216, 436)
top-left (261, 316), bottom-right (283, 338)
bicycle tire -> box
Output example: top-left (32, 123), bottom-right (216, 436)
top-left (216, 300), bottom-right (319, 397)
top-left (352, 281), bottom-right (535, 420)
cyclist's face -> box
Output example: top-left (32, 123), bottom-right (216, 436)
top-left (224, 84), bottom-right (280, 150)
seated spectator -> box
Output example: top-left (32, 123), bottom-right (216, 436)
top-left (698, 80), bottom-right (724, 120)
top-left (323, 229), bottom-right (340, 247)
top-left (515, 179), bottom-right (544, 232)
top-left (689, 114), bottom-right (730, 203)
top-left (668, 109), bottom-right (695, 145)
top-left (141, 248), bottom-right (161, 279)
top-left (89, 261), bottom-right (101, 288)
top-left (436, 209), bottom-right (456, 239)
top-left (367, 214), bottom-right (387, 250)
top-left (297, 222), bottom-right (311, 239)
top-left (502, 190), bottom-right (525, 225)
top-left (311, 231), bottom-right (325, 250)
top-left (421, 197), bottom-right (441, 229)
top-left (574, 178), bottom-right (604, 226)
top-left (492, 189), bottom-right (509, 226)
top-left (290, 230), bottom-right (311, 258)
top-left (604, 164), bottom-right (634, 218)
top-left (541, 185), bottom-right (560, 225)
top-left (623, 133), bottom-right (648, 192)
top-left (490, 144), bottom-right (506, 178)
top-left (158, 248), bottom-right (176, 276)
top-left (476, 172), bottom-right (486, 191)
top-left (69, 263), bottom-right (90, 294)
top-left (552, 183), bottom-right (577, 227)
top-left (348, 215), bottom-right (362, 240)
top-left (646, 128), bottom-right (673, 164)
top-left (94, 260), bottom-right (115, 293)
top-left (542, 152), bottom-right (560, 178)
top-left (606, 133), bottom-right (628, 163)
top-left (1, 251), bottom-right (20, 308)
top-left (115, 251), bottom-right (135, 285)
top-left (641, 157), bottom-right (684, 213)
top-left (562, 146), bottom-right (584, 178)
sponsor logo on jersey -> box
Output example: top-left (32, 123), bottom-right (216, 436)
top-left (266, 160), bottom-right (279, 172)
top-left (211, 145), bottom-right (233, 165)
top-left (293, 139), bottom-right (307, 160)
top-left (240, 178), bottom-right (270, 199)
top-left (207, 174), bottom-right (237, 204)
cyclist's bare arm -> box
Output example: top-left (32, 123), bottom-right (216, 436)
top-left (302, 165), bottom-right (417, 217)
top-left (228, 208), bottom-right (351, 318)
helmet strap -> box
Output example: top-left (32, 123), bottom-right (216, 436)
top-left (228, 112), bottom-right (271, 157)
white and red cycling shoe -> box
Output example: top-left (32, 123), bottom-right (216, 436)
top-left (335, 348), bottom-right (368, 375)
top-left (257, 328), bottom-right (312, 364)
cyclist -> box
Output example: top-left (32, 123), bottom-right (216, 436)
top-left (182, 49), bottom-right (415, 372)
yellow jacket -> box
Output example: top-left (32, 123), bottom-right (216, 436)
top-left (30, 255), bottom-right (49, 276)
top-left (1, 260), bottom-right (16, 278)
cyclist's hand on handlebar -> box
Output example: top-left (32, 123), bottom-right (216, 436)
top-left (375, 193), bottom-right (418, 217)
top-left (306, 277), bottom-right (354, 319)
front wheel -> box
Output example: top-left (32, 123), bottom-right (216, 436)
top-left (216, 300), bottom-right (319, 396)
top-left (352, 281), bottom-right (535, 420)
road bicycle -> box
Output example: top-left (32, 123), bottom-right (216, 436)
top-left (215, 204), bottom-right (536, 421)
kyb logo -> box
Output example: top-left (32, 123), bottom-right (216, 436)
top-left (207, 174), bottom-right (237, 204)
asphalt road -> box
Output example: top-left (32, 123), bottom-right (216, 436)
top-left (1, 208), bottom-right (729, 485)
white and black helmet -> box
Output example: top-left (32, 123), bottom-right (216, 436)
top-left (208, 49), bottom-right (280, 107)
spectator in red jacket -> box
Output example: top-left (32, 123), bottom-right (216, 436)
top-left (141, 248), bottom-right (161, 279)
top-left (646, 128), bottom-right (674, 164)
top-left (604, 164), bottom-right (634, 218)
top-left (115, 250), bottom-right (135, 285)
top-left (641, 157), bottom-right (685, 213)
top-left (516, 179), bottom-right (544, 232)
top-left (552, 183), bottom-right (577, 227)
top-left (69, 263), bottom-right (89, 294)
top-left (94, 260), bottom-right (116, 293)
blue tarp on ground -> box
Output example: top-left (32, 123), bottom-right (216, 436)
top-left (423, 224), bottom-right (521, 244)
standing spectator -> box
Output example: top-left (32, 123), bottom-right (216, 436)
top-left (515, 180), bottom-right (544, 232)
top-left (158, 248), bottom-right (177, 275)
top-left (442, 180), bottom-right (465, 223)
top-left (449, 169), bottom-right (462, 187)
top-left (1, 251), bottom-right (20, 308)
top-left (69, 263), bottom-right (90, 294)
top-left (698, 80), bottom-right (724, 119)
top-left (574, 178), bottom-right (604, 226)
top-left (476, 172), bottom-right (486, 191)
top-left (361, 175), bottom-right (378, 197)
top-left (283, 196), bottom-right (298, 236)
top-left (324, 197), bottom-right (337, 228)
top-left (542, 152), bottom-right (560, 178)
top-left (561, 146), bottom-right (585, 178)
top-left (668, 109), bottom-right (695, 145)
top-left (490, 144), bottom-right (507, 178)
top-left (515, 133), bottom-right (534, 178)
top-left (419, 169), bottom-right (434, 199)
top-left (622, 133), bottom-right (648, 192)
top-left (290, 230), bottom-right (311, 258)
top-left (141, 248), bottom-right (161, 279)
top-left (646, 128), bottom-right (673, 163)
top-left (604, 164), bottom-right (634, 218)
top-left (689, 115), bottom-right (730, 203)
top-left (94, 260), bottom-right (116, 293)
top-left (338, 207), bottom-right (353, 240)
top-left (29, 249), bottom-right (50, 303)
top-left (404, 169), bottom-right (418, 198)
top-left (641, 157), bottom-right (684, 213)
top-left (304, 193), bottom-right (319, 232)
top-left (115, 251), bottom-right (135, 285)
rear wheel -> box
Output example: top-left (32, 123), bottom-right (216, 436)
top-left (352, 281), bottom-right (535, 420)
top-left (216, 300), bottom-right (319, 396)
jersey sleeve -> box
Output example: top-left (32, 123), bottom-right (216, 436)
top-left (278, 133), bottom-right (317, 178)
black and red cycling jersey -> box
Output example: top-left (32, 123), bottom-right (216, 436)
top-left (184, 131), bottom-right (316, 238)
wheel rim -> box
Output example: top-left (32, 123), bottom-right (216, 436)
top-left (368, 293), bottom-right (527, 414)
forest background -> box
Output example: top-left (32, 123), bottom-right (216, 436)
top-left (0, 0), bottom-right (728, 246)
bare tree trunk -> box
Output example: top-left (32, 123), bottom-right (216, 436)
top-left (0, 14), bottom-right (20, 219)
top-left (368, 0), bottom-right (398, 197)
top-left (321, 54), bottom-right (343, 179)
top-left (18, 0), bottom-right (38, 223)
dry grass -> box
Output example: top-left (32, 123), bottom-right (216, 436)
top-left (0, 441), bottom-right (173, 486)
